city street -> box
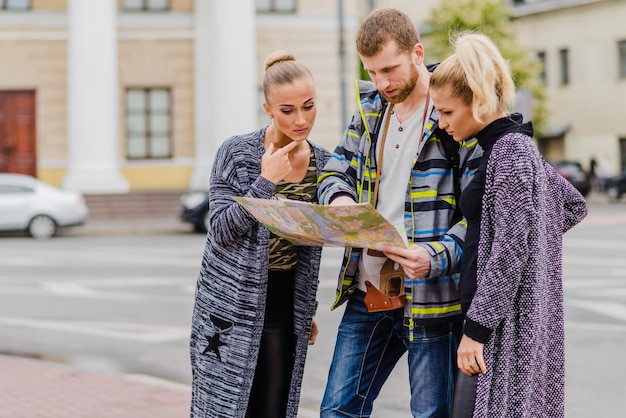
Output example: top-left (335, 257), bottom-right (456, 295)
top-left (0, 195), bottom-right (625, 416)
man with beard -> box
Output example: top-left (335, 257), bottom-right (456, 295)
top-left (318, 8), bottom-right (481, 417)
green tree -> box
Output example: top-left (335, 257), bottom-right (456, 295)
top-left (423, 0), bottom-right (547, 135)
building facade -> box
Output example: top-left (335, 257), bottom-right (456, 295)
top-left (512, 0), bottom-right (626, 174)
top-left (0, 0), bottom-right (368, 193)
top-left (4, 0), bottom-right (618, 194)
top-left (1, 0), bottom-right (199, 192)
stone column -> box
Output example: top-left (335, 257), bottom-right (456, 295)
top-left (189, 0), bottom-right (257, 190)
top-left (63, 0), bottom-right (129, 193)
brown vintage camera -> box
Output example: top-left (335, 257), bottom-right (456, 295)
top-left (380, 259), bottom-right (404, 297)
top-left (364, 258), bottom-right (406, 312)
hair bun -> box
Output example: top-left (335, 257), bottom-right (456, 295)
top-left (264, 50), bottom-right (296, 71)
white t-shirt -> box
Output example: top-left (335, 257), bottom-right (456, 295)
top-left (357, 104), bottom-right (427, 292)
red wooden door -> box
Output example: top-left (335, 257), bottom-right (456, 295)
top-left (0, 91), bottom-right (37, 177)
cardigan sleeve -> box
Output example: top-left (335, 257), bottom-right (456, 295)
top-left (465, 136), bottom-right (538, 336)
top-left (209, 135), bottom-right (276, 247)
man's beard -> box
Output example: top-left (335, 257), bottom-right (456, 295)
top-left (381, 64), bottom-right (419, 105)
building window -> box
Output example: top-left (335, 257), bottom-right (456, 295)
top-left (256, 0), bottom-right (296, 13)
top-left (126, 88), bottom-right (172, 159)
top-left (620, 138), bottom-right (626, 171)
top-left (0, 0), bottom-right (30, 9)
top-left (122, 0), bottom-right (169, 11)
top-left (559, 48), bottom-right (569, 86)
top-left (537, 51), bottom-right (547, 84)
top-left (618, 40), bottom-right (626, 79)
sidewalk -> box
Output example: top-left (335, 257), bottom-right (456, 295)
top-left (0, 354), bottom-right (191, 418)
top-left (1, 217), bottom-right (194, 417)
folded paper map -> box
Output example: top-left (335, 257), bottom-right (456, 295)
top-left (232, 196), bottom-right (407, 250)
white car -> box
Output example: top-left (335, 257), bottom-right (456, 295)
top-left (0, 173), bottom-right (88, 239)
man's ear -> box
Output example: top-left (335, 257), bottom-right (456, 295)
top-left (413, 43), bottom-right (425, 65)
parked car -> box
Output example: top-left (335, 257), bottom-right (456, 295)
top-left (0, 173), bottom-right (88, 239)
top-left (605, 170), bottom-right (626, 201)
top-left (550, 161), bottom-right (591, 197)
top-left (180, 191), bottom-right (210, 232)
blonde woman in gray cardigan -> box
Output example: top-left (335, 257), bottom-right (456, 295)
top-left (430, 34), bottom-right (587, 417)
top-left (189, 50), bottom-right (330, 418)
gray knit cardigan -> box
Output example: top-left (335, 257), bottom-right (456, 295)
top-left (189, 128), bottom-right (330, 417)
top-left (468, 132), bottom-right (587, 417)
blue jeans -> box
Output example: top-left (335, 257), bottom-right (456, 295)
top-left (321, 290), bottom-right (461, 418)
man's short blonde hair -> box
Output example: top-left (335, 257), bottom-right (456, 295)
top-left (356, 8), bottom-right (420, 57)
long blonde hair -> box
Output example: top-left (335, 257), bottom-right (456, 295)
top-left (430, 33), bottom-right (515, 123)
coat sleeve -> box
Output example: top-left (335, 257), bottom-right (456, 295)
top-left (415, 139), bottom-right (481, 279)
top-left (419, 219), bottom-right (465, 279)
top-left (317, 105), bottom-right (368, 205)
top-left (464, 140), bottom-right (537, 339)
top-left (543, 161), bottom-right (588, 233)
top-left (209, 137), bottom-right (276, 247)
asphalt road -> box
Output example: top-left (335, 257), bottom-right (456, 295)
top-left (0, 194), bottom-right (625, 417)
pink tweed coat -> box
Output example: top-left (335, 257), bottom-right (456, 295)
top-left (467, 132), bottom-right (587, 417)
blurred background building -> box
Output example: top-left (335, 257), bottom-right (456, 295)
top-left (512, 0), bottom-right (626, 179)
top-left (0, 0), bottom-right (625, 195)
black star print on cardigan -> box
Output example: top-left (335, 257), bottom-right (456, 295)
top-left (203, 332), bottom-right (226, 361)
top-left (202, 314), bottom-right (233, 362)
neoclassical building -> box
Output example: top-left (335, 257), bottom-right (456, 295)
top-left (1, 0), bottom-right (624, 195)
top-left (0, 0), bottom-right (366, 193)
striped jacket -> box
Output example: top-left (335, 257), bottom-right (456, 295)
top-left (189, 128), bottom-right (331, 417)
top-left (318, 79), bottom-right (482, 329)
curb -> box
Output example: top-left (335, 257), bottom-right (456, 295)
top-left (62, 217), bottom-right (196, 237)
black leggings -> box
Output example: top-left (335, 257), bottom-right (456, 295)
top-left (246, 270), bottom-right (296, 418)
top-left (451, 370), bottom-right (478, 418)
